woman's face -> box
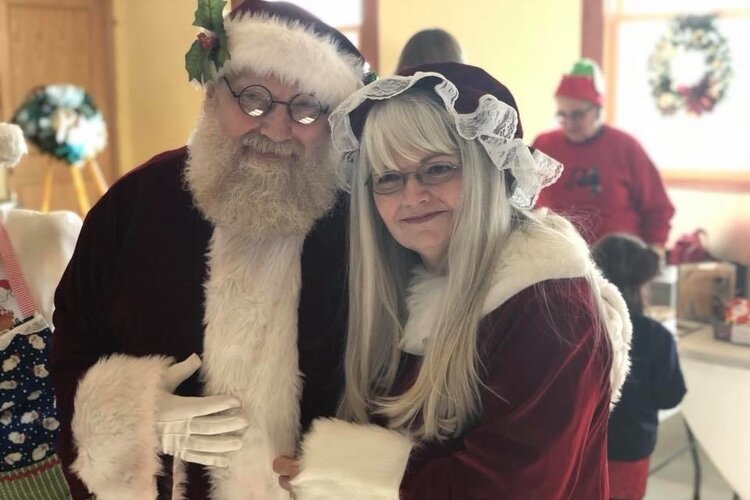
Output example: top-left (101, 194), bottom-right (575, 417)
top-left (372, 150), bottom-right (463, 272)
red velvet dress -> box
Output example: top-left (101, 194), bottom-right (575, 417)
top-left (290, 214), bottom-right (629, 500)
top-left (397, 279), bottom-right (613, 499)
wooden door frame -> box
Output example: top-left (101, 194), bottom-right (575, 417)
top-left (581, 0), bottom-right (604, 66)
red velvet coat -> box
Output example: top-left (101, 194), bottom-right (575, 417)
top-left (290, 214), bottom-right (630, 500)
top-left (398, 279), bottom-right (612, 499)
top-left (49, 148), bottom-right (348, 499)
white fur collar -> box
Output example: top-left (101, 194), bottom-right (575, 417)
top-left (401, 212), bottom-right (590, 355)
top-left (400, 212), bottom-right (632, 405)
top-left (201, 228), bottom-right (305, 500)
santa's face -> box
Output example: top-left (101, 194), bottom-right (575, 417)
top-left (185, 71), bottom-right (337, 237)
top-left (213, 71), bottom-right (330, 155)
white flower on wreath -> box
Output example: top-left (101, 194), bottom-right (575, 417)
top-left (45, 85), bottom-right (85, 108)
top-left (52, 108), bottom-right (79, 144)
top-left (67, 112), bottom-right (107, 162)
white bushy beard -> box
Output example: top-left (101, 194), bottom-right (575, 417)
top-left (184, 102), bottom-right (338, 238)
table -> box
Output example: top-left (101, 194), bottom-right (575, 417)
top-left (677, 324), bottom-right (750, 499)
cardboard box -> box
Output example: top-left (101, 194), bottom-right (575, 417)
top-left (713, 323), bottom-right (750, 346)
top-left (677, 262), bottom-right (736, 323)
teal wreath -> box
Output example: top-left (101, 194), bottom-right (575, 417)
top-left (648, 15), bottom-right (732, 116)
top-left (12, 85), bottom-right (107, 166)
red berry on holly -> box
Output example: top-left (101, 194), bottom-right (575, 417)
top-left (197, 32), bottom-right (215, 50)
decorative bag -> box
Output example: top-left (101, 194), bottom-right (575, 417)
top-left (667, 229), bottom-right (712, 265)
top-left (0, 225), bottom-right (71, 499)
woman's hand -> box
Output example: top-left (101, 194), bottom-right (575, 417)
top-left (272, 455), bottom-right (300, 491)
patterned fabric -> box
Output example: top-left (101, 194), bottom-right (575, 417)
top-left (1, 315), bottom-right (60, 471)
top-left (0, 224), bottom-right (71, 499)
top-left (0, 454), bottom-right (70, 500)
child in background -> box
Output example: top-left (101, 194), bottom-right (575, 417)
top-left (593, 233), bottom-right (687, 500)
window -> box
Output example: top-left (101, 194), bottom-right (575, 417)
top-left (585, 0), bottom-right (750, 189)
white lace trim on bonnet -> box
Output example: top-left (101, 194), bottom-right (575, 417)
top-left (328, 71), bottom-right (563, 208)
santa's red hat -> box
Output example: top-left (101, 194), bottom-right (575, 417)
top-left (554, 59), bottom-right (605, 106)
top-left (191, 0), bottom-right (367, 110)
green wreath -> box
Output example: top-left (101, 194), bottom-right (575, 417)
top-left (11, 85), bottom-right (107, 166)
top-left (648, 15), bottom-right (732, 116)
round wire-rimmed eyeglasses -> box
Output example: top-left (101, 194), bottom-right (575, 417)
top-left (368, 162), bottom-right (463, 195)
top-left (223, 77), bottom-right (328, 125)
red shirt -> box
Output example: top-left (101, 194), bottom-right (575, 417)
top-left (533, 125), bottom-right (674, 245)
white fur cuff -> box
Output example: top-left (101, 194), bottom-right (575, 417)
top-left (292, 419), bottom-right (414, 500)
top-left (222, 14), bottom-right (363, 109)
top-left (71, 354), bottom-right (172, 499)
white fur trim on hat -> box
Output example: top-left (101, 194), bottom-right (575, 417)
top-left (222, 13), bottom-right (364, 109)
top-left (292, 418), bottom-right (414, 500)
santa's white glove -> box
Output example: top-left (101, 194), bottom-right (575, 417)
top-left (158, 354), bottom-right (248, 467)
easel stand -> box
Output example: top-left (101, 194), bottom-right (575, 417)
top-left (40, 156), bottom-right (108, 214)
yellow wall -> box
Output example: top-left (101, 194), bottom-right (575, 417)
top-left (378, 1), bottom-right (748, 266)
top-left (378, 0), bottom-right (581, 141)
top-left (112, 0), bottom-right (580, 169)
top-left (110, 2), bottom-right (747, 267)
top-left (113, 0), bottom-right (204, 172)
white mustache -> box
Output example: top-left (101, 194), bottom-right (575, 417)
top-left (241, 132), bottom-right (302, 158)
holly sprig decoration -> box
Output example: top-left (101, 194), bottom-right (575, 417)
top-left (185, 0), bottom-right (230, 84)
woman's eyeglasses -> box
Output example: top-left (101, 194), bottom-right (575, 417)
top-left (223, 77), bottom-right (328, 125)
top-left (368, 162), bottom-right (462, 195)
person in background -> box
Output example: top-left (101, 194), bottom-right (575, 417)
top-left (48, 1), bottom-right (367, 498)
top-left (0, 122), bottom-right (81, 499)
top-left (273, 62), bottom-right (632, 499)
top-left (396, 28), bottom-right (464, 72)
top-left (533, 59), bottom-right (675, 249)
top-left (593, 233), bottom-right (686, 500)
